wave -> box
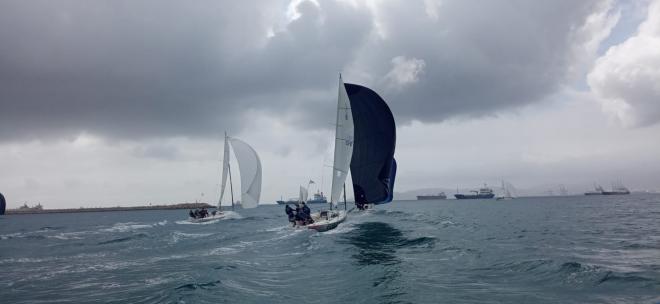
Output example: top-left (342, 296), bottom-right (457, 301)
top-left (0, 232), bottom-right (48, 240)
top-left (175, 280), bottom-right (222, 291)
top-left (598, 271), bottom-right (658, 285)
top-left (100, 220), bottom-right (167, 233)
top-left (169, 231), bottom-right (213, 244)
top-left (478, 259), bottom-right (659, 287)
top-left (39, 226), bottom-right (66, 231)
top-left (97, 232), bottom-right (149, 245)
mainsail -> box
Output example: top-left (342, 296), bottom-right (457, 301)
top-left (345, 83), bottom-right (397, 205)
top-left (330, 76), bottom-right (355, 206)
top-left (299, 185), bottom-right (309, 203)
top-left (218, 133), bottom-right (231, 209)
top-left (229, 138), bottom-right (262, 209)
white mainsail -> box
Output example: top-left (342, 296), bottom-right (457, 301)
top-left (218, 133), bottom-right (230, 209)
top-left (229, 138), bottom-right (262, 209)
top-left (330, 76), bottom-right (354, 206)
top-left (299, 185), bottom-right (309, 203)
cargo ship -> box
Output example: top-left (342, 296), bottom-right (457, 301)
top-left (455, 185), bottom-right (495, 199)
top-left (584, 182), bottom-right (630, 195)
top-left (416, 192), bottom-right (447, 200)
top-left (584, 184), bottom-right (605, 195)
top-left (603, 182), bottom-right (630, 195)
top-left (277, 191), bottom-right (328, 204)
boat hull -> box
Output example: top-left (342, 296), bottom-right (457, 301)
top-left (454, 194), bottom-right (495, 199)
top-left (602, 191), bottom-right (630, 195)
top-left (187, 213), bottom-right (230, 223)
top-left (277, 199), bottom-right (328, 205)
top-left (417, 195), bottom-right (447, 200)
top-left (305, 210), bottom-right (347, 232)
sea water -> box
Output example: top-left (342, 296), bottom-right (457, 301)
top-left (1, 194), bottom-right (659, 303)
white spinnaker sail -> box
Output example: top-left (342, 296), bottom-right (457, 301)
top-left (218, 133), bottom-right (230, 209)
top-left (299, 185), bottom-right (309, 203)
top-left (229, 138), bottom-right (262, 209)
top-left (330, 76), bottom-right (354, 206)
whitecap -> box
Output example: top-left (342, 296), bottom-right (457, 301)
top-left (169, 231), bottom-right (213, 244)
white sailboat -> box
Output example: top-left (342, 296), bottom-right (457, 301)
top-left (304, 76), bottom-right (353, 232)
top-left (296, 75), bottom-right (397, 231)
top-left (496, 180), bottom-right (515, 200)
top-left (189, 132), bottom-right (262, 223)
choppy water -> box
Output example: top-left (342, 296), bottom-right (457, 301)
top-left (1, 194), bottom-right (659, 303)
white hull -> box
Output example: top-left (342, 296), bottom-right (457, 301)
top-left (187, 212), bottom-right (232, 223)
top-left (305, 210), bottom-right (347, 232)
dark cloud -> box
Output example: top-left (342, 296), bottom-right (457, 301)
top-left (349, 1), bottom-right (614, 122)
top-left (0, 0), bottom-right (613, 142)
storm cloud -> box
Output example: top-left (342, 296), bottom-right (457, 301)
top-left (1, 0), bottom-right (660, 208)
top-left (1, 0), bottom-right (618, 141)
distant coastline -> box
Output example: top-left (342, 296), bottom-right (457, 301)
top-left (5, 202), bottom-right (215, 215)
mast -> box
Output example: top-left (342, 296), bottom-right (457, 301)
top-left (218, 131), bottom-right (230, 211)
top-left (343, 183), bottom-right (347, 210)
top-left (227, 132), bottom-right (235, 211)
top-left (229, 160), bottom-right (235, 210)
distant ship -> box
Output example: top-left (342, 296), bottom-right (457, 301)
top-left (584, 182), bottom-right (630, 195)
top-left (603, 181), bottom-right (630, 195)
top-left (18, 202), bottom-right (43, 211)
top-left (307, 192), bottom-right (328, 203)
top-left (584, 184), bottom-right (605, 195)
top-left (417, 192), bottom-right (447, 200)
top-left (455, 185), bottom-right (495, 199)
top-left (277, 191), bottom-right (328, 204)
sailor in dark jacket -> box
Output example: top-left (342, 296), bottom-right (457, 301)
top-left (285, 204), bottom-right (295, 225)
top-left (294, 203), bottom-right (306, 226)
top-left (301, 202), bottom-right (313, 224)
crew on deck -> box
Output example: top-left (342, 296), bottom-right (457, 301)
top-left (286, 202), bottom-right (314, 226)
top-left (189, 208), bottom-right (210, 219)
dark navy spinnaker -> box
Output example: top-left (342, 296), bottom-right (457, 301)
top-left (345, 83), bottom-right (397, 206)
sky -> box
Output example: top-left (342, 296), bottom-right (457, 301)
top-left (1, 0), bottom-right (659, 208)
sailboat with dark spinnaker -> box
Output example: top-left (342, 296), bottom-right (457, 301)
top-left (304, 75), bottom-right (397, 232)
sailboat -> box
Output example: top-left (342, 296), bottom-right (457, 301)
top-left (496, 180), bottom-right (515, 200)
top-left (188, 132), bottom-right (262, 223)
top-left (303, 75), bottom-right (397, 232)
